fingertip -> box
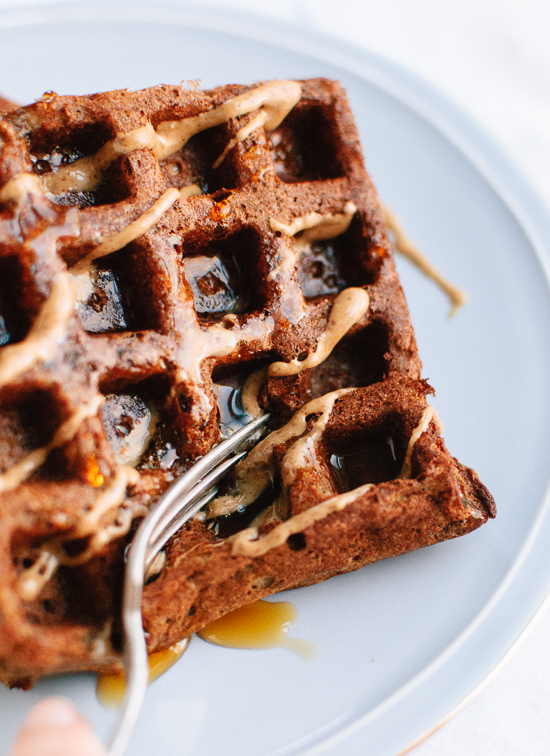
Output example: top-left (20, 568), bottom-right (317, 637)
top-left (23, 696), bottom-right (80, 727)
top-left (11, 697), bottom-right (107, 756)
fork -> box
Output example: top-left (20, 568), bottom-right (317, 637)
top-left (107, 413), bottom-right (269, 756)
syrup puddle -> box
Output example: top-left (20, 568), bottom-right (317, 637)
top-left (198, 599), bottom-right (317, 660)
top-left (96, 639), bottom-right (189, 709)
top-left (97, 600), bottom-right (316, 709)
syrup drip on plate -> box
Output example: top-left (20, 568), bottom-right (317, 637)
top-left (96, 639), bottom-right (189, 709)
top-left (96, 601), bottom-right (316, 709)
top-left (198, 599), bottom-right (317, 660)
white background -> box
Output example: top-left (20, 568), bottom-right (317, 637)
top-left (1, 1), bottom-right (549, 754)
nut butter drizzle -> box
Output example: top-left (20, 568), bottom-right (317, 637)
top-left (0, 394), bottom-right (104, 494)
top-left (42, 81), bottom-right (302, 194)
top-left (240, 368), bottom-right (267, 419)
top-left (269, 200), bottom-right (356, 249)
top-left (154, 80), bottom-right (301, 162)
top-left (16, 466), bottom-right (141, 601)
top-left (174, 315), bottom-right (273, 407)
top-left (43, 123), bottom-right (158, 194)
top-left (281, 390), bottom-right (350, 488)
top-left (17, 551), bottom-right (59, 602)
top-left (0, 172), bottom-right (43, 204)
top-left (70, 185), bottom-right (202, 272)
top-left (267, 201), bottom-right (357, 282)
top-left (53, 465), bottom-right (141, 564)
top-left (231, 483), bottom-right (374, 558)
top-left (382, 205), bottom-right (467, 317)
top-left (267, 203), bottom-right (370, 376)
top-left (184, 202), bottom-right (369, 391)
top-left (230, 404), bottom-right (445, 558)
top-left (207, 389), bottom-right (353, 519)
top-left (0, 272), bottom-right (77, 390)
top-left (399, 404), bottom-right (443, 479)
top-left (268, 288), bottom-right (369, 377)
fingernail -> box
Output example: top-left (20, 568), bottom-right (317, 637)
top-left (24, 697), bottom-right (80, 727)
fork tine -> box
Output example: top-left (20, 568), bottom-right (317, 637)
top-left (146, 489), bottom-right (218, 571)
top-left (148, 448), bottom-right (248, 545)
top-left (150, 413), bottom-right (269, 518)
top-left (107, 414), bottom-right (269, 756)
top-left (146, 450), bottom-right (247, 565)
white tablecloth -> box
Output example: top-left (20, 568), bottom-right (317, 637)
top-left (1, 1), bottom-right (549, 753)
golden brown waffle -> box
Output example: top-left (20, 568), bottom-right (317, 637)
top-left (0, 78), bottom-right (495, 687)
top-left (0, 95), bottom-right (16, 114)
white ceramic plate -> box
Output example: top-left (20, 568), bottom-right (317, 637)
top-left (2, 3), bottom-right (550, 755)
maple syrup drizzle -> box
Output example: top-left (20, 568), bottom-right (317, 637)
top-left (96, 639), bottom-right (190, 709)
top-left (97, 600), bottom-right (315, 710)
top-left (266, 236), bottom-right (297, 282)
top-left (101, 395), bottom-right (158, 467)
top-left (198, 599), bottom-right (317, 659)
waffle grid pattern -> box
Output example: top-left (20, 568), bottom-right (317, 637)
top-left (0, 79), bottom-right (492, 685)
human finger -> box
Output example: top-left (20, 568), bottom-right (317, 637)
top-left (10, 696), bottom-right (107, 756)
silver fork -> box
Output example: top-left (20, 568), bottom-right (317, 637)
top-left (107, 413), bottom-right (269, 756)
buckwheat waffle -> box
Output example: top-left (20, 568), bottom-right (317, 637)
top-left (0, 78), bottom-right (495, 688)
top-left (0, 95), bottom-right (16, 114)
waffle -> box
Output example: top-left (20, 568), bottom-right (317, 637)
top-left (0, 78), bottom-right (495, 687)
top-left (0, 95), bottom-right (16, 114)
